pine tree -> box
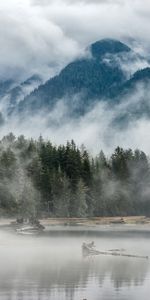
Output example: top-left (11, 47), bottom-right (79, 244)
top-left (70, 179), bottom-right (88, 217)
top-left (53, 175), bottom-right (71, 217)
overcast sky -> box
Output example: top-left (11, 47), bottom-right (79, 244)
top-left (0, 0), bottom-right (150, 81)
top-left (0, 0), bottom-right (150, 153)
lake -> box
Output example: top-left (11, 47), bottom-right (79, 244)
top-left (0, 224), bottom-right (150, 300)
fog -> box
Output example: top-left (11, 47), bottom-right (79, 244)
top-left (0, 226), bottom-right (150, 299)
top-left (0, 0), bottom-right (150, 154)
top-left (1, 1), bottom-right (150, 298)
top-left (0, 80), bottom-right (149, 155)
top-left (0, 0), bottom-right (150, 81)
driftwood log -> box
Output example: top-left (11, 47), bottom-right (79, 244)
top-left (82, 245), bottom-right (148, 259)
top-left (97, 250), bottom-right (148, 259)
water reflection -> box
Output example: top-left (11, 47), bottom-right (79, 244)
top-left (0, 227), bottom-right (149, 300)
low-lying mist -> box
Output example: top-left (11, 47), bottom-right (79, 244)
top-left (0, 227), bottom-right (149, 300)
top-left (0, 81), bottom-right (150, 155)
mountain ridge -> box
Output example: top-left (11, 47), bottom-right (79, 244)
top-left (1, 38), bottom-right (150, 120)
top-left (17, 39), bottom-right (133, 114)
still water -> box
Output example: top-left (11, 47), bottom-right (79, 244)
top-left (0, 224), bottom-right (150, 300)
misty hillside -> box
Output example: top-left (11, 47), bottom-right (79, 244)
top-left (0, 38), bottom-right (150, 127)
top-left (12, 38), bottom-right (150, 118)
top-left (112, 67), bottom-right (150, 98)
top-left (17, 39), bottom-right (131, 114)
top-left (0, 80), bottom-right (15, 98)
top-left (0, 75), bottom-right (42, 117)
top-left (7, 75), bottom-right (43, 113)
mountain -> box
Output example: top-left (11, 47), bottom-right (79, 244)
top-left (0, 80), bottom-right (15, 98)
top-left (17, 39), bottom-right (132, 114)
top-left (0, 75), bottom-right (42, 117)
top-left (90, 39), bottom-right (130, 58)
top-left (7, 75), bottom-right (42, 113)
top-left (112, 67), bottom-right (150, 98)
top-left (109, 67), bottom-right (150, 128)
top-left (1, 38), bottom-right (150, 123)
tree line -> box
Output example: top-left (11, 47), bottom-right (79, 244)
top-left (0, 133), bottom-right (149, 218)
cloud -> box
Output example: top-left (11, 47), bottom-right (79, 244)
top-left (0, 0), bottom-right (82, 81)
top-left (0, 81), bottom-right (150, 156)
top-left (0, 0), bottom-right (150, 155)
top-left (0, 0), bottom-right (150, 81)
top-left (102, 51), bottom-right (150, 79)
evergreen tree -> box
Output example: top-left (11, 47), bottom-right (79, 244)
top-left (0, 133), bottom-right (149, 218)
top-left (70, 179), bottom-right (88, 217)
top-left (53, 174), bottom-right (71, 217)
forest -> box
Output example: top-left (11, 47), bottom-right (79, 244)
top-left (0, 133), bottom-right (150, 218)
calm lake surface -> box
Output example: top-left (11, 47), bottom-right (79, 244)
top-left (0, 224), bottom-right (150, 300)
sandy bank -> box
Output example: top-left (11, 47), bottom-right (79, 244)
top-left (39, 216), bottom-right (150, 226)
top-left (0, 216), bottom-right (150, 227)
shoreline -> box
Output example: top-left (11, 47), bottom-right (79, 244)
top-left (0, 216), bottom-right (150, 227)
top-left (40, 216), bottom-right (150, 226)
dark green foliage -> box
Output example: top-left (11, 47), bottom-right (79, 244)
top-left (111, 147), bottom-right (129, 181)
top-left (0, 133), bottom-right (150, 218)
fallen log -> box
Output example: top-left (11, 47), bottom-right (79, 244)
top-left (92, 250), bottom-right (148, 259)
top-left (82, 243), bottom-right (148, 259)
